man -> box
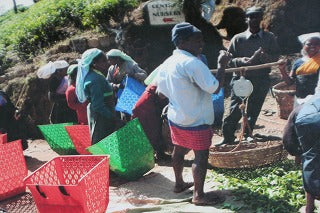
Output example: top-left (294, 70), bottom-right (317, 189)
top-left (283, 94), bottom-right (320, 213)
top-left (156, 22), bottom-right (230, 205)
top-left (218, 6), bottom-right (280, 145)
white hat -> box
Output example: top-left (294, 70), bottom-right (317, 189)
top-left (298, 32), bottom-right (320, 44)
top-left (37, 60), bottom-right (69, 79)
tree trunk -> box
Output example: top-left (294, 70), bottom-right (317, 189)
top-left (12, 0), bottom-right (18, 13)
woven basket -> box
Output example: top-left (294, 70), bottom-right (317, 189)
top-left (272, 81), bottom-right (296, 120)
top-left (209, 141), bottom-right (288, 169)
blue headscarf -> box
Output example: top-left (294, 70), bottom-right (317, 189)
top-left (76, 48), bottom-right (102, 103)
top-left (171, 22), bottom-right (201, 46)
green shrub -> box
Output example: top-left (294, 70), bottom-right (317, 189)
top-left (0, 0), bottom-right (140, 66)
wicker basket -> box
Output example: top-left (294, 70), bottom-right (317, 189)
top-left (209, 141), bottom-right (288, 169)
top-left (272, 81), bottom-right (296, 120)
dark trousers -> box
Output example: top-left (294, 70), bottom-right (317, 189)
top-left (222, 76), bottom-right (270, 141)
top-left (88, 103), bottom-right (115, 145)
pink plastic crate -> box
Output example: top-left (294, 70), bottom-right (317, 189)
top-left (65, 125), bottom-right (91, 155)
top-left (0, 133), bottom-right (7, 144)
top-left (24, 155), bottom-right (109, 213)
top-left (0, 139), bottom-right (28, 201)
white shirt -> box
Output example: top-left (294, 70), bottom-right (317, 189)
top-left (156, 49), bottom-right (219, 127)
top-left (245, 29), bottom-right (263, 39)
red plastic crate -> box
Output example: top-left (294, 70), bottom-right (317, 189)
top-left (0, 133), bottom-right (7, 144)
top-left (65, 125), bottom-right (91, 155)
top-left (24, 155), bottom-right (109, 213)
top-left (0, 139), bottom-right (28, 201)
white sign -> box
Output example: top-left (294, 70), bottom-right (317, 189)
top-left (147, 0), bottom-right (185, 26)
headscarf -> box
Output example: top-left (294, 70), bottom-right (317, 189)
top-left (171, 22), bottom-right (201, 46)
top-left (76, 48), bottom-right (102, 103)
top-left (67, 64), bottom-right (78, 75)
top-left (106, 49), bottom-right (135, 63)
top-left (37, 60), bottom-right (69, 79)
top-left (298, 32), bottom-right (320, 44)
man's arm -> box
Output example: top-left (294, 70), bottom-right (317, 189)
top-left (283, 106), bottom-right (303, 156)
top-left (214, 50), bottom-right (231, 93)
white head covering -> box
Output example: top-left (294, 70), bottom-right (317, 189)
top-left (106, 49), bottom-right (135, 63)
top-left (76, 48), bottom-right (103, 103)
top-left (37, 60), bottom-right (69, 79)
top-left (298, 32), bottom-right (320, 44)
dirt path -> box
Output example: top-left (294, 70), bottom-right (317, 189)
top-left (0, 78), bottom-right (293, 212)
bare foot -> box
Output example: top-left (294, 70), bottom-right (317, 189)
top-left (192, 192), bottom-right (225, 206)
top-left (173, 182), bottom-right (194, 193)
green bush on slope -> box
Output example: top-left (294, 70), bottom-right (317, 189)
top-left (0, 0), bottom-right (139, 70)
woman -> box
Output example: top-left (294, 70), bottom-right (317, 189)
top-left (132, 82), bottom-right (169, 160)
top-left (279, 32), bottom-right (320, 106)
top-left (76, 48), bottom-right (118, 144)
top-left (106, 49), bottom-right (147, 91)
top-left (65, 64), bottom-right (88, 125)
top-left (38, 60), bottom-right (77, 124)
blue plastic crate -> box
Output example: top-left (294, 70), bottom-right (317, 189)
top-left (212, 88), bottom-right (224, 127)
top-left (115, 77), bottom-right (146, 115)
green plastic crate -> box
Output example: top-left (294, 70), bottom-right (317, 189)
top-left (38, 123), bottom-right (77, 155)
top-left (87, 118), bottom-right (155, 180)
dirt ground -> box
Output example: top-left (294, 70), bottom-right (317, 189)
top-left (2, 64), bottom-right (314, 213)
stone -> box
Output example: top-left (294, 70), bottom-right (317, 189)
top-left (98, 36), bottom-right (111, 48)
top-left (70, 37), bottom-right (88, 53)
top-left (87, 38), bottom-right (100, 48)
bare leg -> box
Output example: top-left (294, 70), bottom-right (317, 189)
top-left (306, 192), bottom-right (315, 213)
top-left (172, 145), bottom-right (193, 193)
top-left (192, 149), bottom-right (209, 202)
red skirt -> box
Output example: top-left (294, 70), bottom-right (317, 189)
top-left (169, 120), bottom-right (213, 150)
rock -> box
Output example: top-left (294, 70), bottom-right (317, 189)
top-left (70, 37), bottom-right (88, 53)
top-left (216, 6), bottom-right (247, 39)
top-left (87, 38), bottom-right (100, 48)
top-left (57, 44), bottom-right (71, 53)
top-left (98, 35), bottom-right (111, 48)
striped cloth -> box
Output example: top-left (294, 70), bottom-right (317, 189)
top-left (169, 120), bottom-right (213, 150)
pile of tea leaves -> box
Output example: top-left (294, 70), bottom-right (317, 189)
top-left (208, 160), bottom-right (305, 212)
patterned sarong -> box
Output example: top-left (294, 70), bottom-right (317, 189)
top-left (169, 120), bottom-right (213, 150)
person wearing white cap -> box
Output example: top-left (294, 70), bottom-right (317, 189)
top-left (279, 32), bottom-right (320, 107)
top-left (37, 60), bottom-right (77, 123)
top-left (106, 49), bottom-right (147, 92)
